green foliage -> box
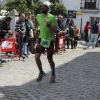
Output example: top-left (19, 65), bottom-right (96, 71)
top-left (0, 4), bottom-right (2, 10)
top-left (50, 2), bottom-right (67, 17)
top-left (4, 0), bottom-right (67, 17)
top-left (31, 1), bottom-right (43, 15)
top-left (0, 4), bottom-right (3, 15)
top-left (5, 0), bottom-right (34, 14)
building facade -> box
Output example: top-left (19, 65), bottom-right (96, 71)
top-left (42, 0), bottom-right (100, 31)
top-left (62, 0), bottom-right (100, 31)
top-left (1, 0), bottom-right (100, 31)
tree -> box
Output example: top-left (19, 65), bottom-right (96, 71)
top-left (5, 0), bottom-right (34, 14)
top-left (26, 0), bottom-right (33, 8)
top-left (0, 4), bottom-right (2, 10)
top-left (4, 0), bottom-right (67, 17)
top-left (31, 1), bottom-right (67, 16)
top-left (33, 0), bottom-right (39, 3)
top-left (31, 0), bottom-right (42, 15)
top-left (50, 2), bottom-right (67, 17)
top-left (0, 4), bottom-right (3, 15)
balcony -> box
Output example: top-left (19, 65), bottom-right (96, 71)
top-left (80, 0), bottom-right (99, 12)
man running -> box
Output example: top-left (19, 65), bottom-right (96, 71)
top-left (35, 1), bottom-right (57, 83)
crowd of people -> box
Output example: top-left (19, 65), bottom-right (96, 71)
top-left (56, 15), bottom-right (80, 49)
top-left (84, 20), bottom-right (100, 49)
top-left (0, 0), bottom-right (100, 83)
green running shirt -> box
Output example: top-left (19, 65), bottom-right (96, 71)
top-left (37, 13), bottom-right (57, 41)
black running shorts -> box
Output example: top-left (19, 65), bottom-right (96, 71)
top-left (35, 38), bottom-right (54, 59)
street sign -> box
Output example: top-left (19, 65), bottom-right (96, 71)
top-left (77, 12), bottom-right (84, 16)
top-left (67, 10), bottom-right (77, 18)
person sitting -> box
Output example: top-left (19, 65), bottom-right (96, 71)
top-left (0, 17), bottom-right (13, 64)
top-left (0, 17), bottom-right (13, 39)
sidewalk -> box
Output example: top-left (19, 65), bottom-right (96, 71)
top-left (0, 43), bottom-right (100, 100)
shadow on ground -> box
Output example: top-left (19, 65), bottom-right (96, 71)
top-left (0, 52), bottom-right (100, 100)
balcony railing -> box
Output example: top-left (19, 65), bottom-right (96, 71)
top-left (80, 0), bottom-right (99, 10)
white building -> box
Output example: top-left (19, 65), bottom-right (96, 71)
top-left (42, 0), bottom-right (100, 32)
top-left (1, 0), bottom-right (99, 32)
top-left (61, 0), bottom-right (100, 32)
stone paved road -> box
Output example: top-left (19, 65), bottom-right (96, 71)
top-left (0, 47), bottom-right (100, 100)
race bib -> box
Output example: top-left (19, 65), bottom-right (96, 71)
top-left (40, 39), bottom-right (50, 48)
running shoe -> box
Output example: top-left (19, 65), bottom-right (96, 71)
top-left (50, 75), bottom-right (56, 83)
top-left (37, 72), bottom-right (46, 82)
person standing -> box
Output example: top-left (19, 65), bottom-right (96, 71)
top-left (57, 15), bottom-right (64, 30)
top-left (35, 1), bottom-right (57, 83)
top-left (32, 17), bottom-right (38, 29)
top-left (65, 18), bottom-right (70, 27)
top-left (87, 20), bottom-right (99, 48)
top-left (74, 24), bottom-right (80, 48)
top-left (15, 13), bottom-right (33, 57)
top-left (24, 12), bottom-right (33, 56)
top-left (98, 23), bottom-right (100, 38)
top-left (84, 21), bottom-right (90, 42)
top-left (66, 23), bottom-right (74, 49)
top-left (15, 14), bottom-right (26, 58)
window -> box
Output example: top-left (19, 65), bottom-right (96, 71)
top-left (49, 0), bottom-right (59, 3)
top-left (84, 0), bottom-right (96, 9)
top-left (90, 17), bottom-right (100, 24)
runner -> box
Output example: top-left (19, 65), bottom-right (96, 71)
top-left (35, 1), bottom-right (57, 83)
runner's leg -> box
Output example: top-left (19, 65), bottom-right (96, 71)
top-left (47, 41), bottom-right (55, 83)
top-left (35, 39), bottom-right (45, 82)
top-left (35, 43), bottom-right (44, 74)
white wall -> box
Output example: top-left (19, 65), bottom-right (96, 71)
top-left (62, 0), bottom-right (80, 11)
top-left (62, 0), bottom-right (100, 31)
top-left (8, 16), bottom-right (19, 32)
top-left (7, 16), bottom-right (19, 38)
top-left (41, 0), bottom-right (100, 31)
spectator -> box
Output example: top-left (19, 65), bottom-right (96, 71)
top-left (70, 19), bottom-right (74, 26)
top-left (65, 18), bottom-right (70, 27)
top-left (66, 23), bottom-right (74, 49)
top-left (15, 13), bottom-right (27, 58)
top-left (84, 21), bottom-right (90, 42)
top-left (74, 24), bottom-right (80, 49)
top-left (24, 12), bottom-right (33, 56)
top-left (87, 20), bottom-right (98, 49)
top-left (0, 17), bottom-right (13, 64)
top-left (29, 14), bottom-right (34, 38)
top-left (0, 17), bottom-right (13, 39)
top-left (32, 17), bottom-right (38, 29)
top-left (98, 23), bottom-right (100, 37)
top-left (57, 15), bottom-right (64, 30)
top-left (64, 25), bottom-right (69, 34)
top-left (27, 13), bottom-right (35, 54)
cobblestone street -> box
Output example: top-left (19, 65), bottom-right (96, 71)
top-left (0, 47), bottom-right (100, 100)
